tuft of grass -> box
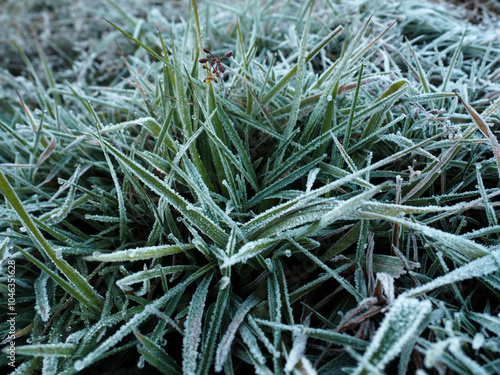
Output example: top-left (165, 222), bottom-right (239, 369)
top-left (1, 0), bottom-right (500, 374)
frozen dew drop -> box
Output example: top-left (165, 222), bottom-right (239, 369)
top-left (472, 332), bottom-right (485, 349)
top-left (92, 251), bottom-right (102, 258)
top-left (66, 326), bottom-right (72, 331)
top-left (27, 338), bottom-right (33, 343)
top-left (74, 360), bottom-right (84, 371)
top-left (265, 258), bottom-right (273, 271)
top-left (192, 115), bottom-right (197, 120)
top-left (220, 276), bottom-right (230, 290)
top-left (327, 95), bottom-right (333, 101)
top-left (285, 249), bottom-right (292, 257)
top-left (137, 356), bottom-right (145, 369)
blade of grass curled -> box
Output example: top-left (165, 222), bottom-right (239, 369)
top-left (99, 138), bottom-right (228, 247)
top-left (0, 170), bottom-right (104, 313)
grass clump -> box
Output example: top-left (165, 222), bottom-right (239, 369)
top-left (1, 0), bottom-right (500, 374)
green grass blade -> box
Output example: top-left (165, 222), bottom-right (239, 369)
top-left (0, 169), bottom-right (104, 313)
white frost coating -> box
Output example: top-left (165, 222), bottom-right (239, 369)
top-left (265, 258), bottom-right (273, 271)
top-left (352, 297), bottom-right (432, 374)
top-left (83, 244), bottom-right (189, 262)
top-left (74, 267), bottom-right (210, 371)
top-left (319, 184), bottom-right (385, 230)
top-left (221, 238), bottom-right (277, 268)
top-left (43, 167), bottom-right (79, 223)
top-left (424, 339), bottom-right (451, 367)
top-left (215, 293), bottom-right (262, 371)
top-left (74, 360), bottom-right (84, 371)
top-left (219, 276), bottom-right (231, 290)
top-left (284, 325), bottom-right (308, 373)
top-left (116, 265), bottom-right (197, 289)
top-left (299, 357), bottom-right (318, 375)
top-left (403, 249), bottom-right (500, 298)
top-left (306, 168), bottom-right (321, 193)
top-left (0, 237), bottom-right (11, 260)
top-left (42, 357), bottom-right (58, 375)
top-left (100, 117), bottom-right (157, 134)
top-left (240, 324), bottom-right (267, 365)
top-left (472, 332), bottom-right (485, 350)
top-left (34, 273), bottom-right (51, 322)
top-left (182, 274), bottom-right (212, 375)
top-left (426, 338), bottom-right (489, 375)
top-left (54, 248), bottom-right (63, 260)
top-left (371, 214), bottom-right (489, 259)
top-left (470, 312), bottom-right (500, 336)
top-left (15, 343), bottom-right (76, 356)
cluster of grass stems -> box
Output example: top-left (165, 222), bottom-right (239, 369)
top-left (1, 0), bottom-right (500, 374)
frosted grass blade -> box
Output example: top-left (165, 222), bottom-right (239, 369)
top-left (99, 138), bottom-right (228, 246)
top-left (183, 273), bottom-right (213, 375)
top-left (352, 297), bottom-right (431, 375)
top-left (254, 319), bottom-right (367, 349)
top-left (215, 291), bottom-right (264, 371)
top-left (261, 26), bottom-right (343, 105)
top-left (0, 170), bottom-right (104, 313)
top-left (402, 249), bottom-right (500, 298)
top-left (74, 264), bottom-right (214, 371)
top-left (134, 330), bottom-right (182, 375)
top-left (84, 244), bottom-right (192, 262)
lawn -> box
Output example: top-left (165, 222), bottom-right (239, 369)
top-left (1, 0), bottom-right (500, 374)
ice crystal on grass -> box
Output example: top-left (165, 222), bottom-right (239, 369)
top-left (352, 297), bottom-right (432, 374)
top-left (182, 273), bottom-right (213, 375)
top-left (34, 272), bottom-right (51, 322)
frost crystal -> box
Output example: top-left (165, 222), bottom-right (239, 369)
top-left (352, 297), bottom-right (432, 374)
